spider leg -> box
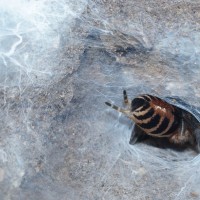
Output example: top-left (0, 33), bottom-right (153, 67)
top-left (129, 124), bottom-right (149, 145)
top-left (180, 118), bottom-right (184, 136)
top-left (105, 102), bottom-right (132, 118)
top-left (169, 121), bottom-right (194, 145)
top-left (194, 128), bottom-right (200, 153)
top-left (123, 90), bottom-right (131, 107)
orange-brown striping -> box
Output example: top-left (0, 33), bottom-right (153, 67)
top-left (150, 97), bottom-right (175, 118)
top-left (136, 96), bottom-right (178, 136)
top-left (151, 97), bottom-right (174, 111)
top-left (150, 98), bottom-right (177, 135)
top-left (130, 94), bottom-right (180, 137)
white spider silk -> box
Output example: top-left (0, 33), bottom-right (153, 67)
top-left (0, 0), bottom-right (200, 200)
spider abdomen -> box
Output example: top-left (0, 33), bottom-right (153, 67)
top-left (132, 95), bottom-right (180, 137)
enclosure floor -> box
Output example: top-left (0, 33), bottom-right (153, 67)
top-left (0, 0), bottom-right (200, 200)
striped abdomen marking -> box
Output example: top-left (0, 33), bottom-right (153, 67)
top-left (131, 95), bottom-right (180, 137)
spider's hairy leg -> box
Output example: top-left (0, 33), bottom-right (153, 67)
top-left (105, 102), bottom-right (131, 117)
top-left (123, 90), bottom-right (128, 104)
top-left (123, 90), bottom-right (131, 106)
top-left (130, 125), bottom-right (150, 145)
top-left (194, 128), bottom-right (200, 153)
